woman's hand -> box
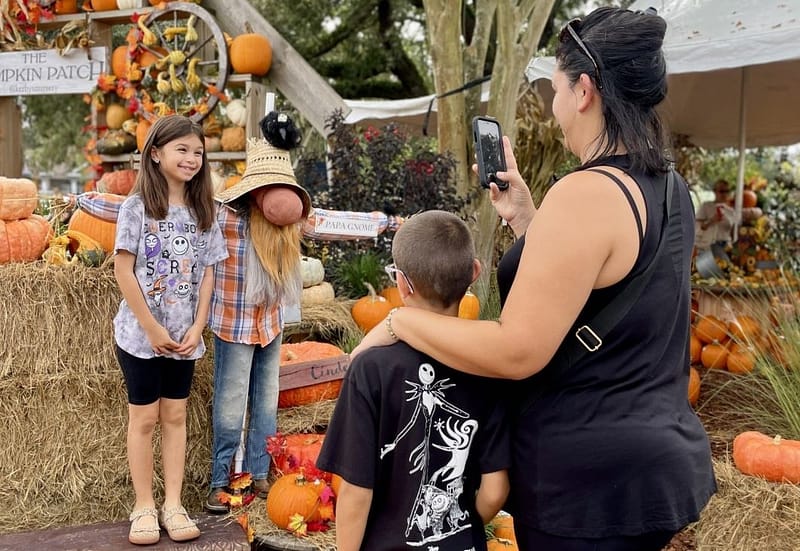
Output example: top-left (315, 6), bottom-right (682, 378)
top-left (474, 136), bottom-right (536, 237)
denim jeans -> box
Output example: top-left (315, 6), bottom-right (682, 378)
top-left (210, 334), bottom-right (281, 488)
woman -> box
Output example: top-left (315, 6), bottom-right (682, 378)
top-left (353, 7), bottom-right (716, 551)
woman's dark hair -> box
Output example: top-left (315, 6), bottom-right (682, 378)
top-left (556, 7), bottom-right (670, 174)
top-left (134, 114), bottom-right (216, 230)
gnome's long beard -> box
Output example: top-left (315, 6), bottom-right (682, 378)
top-left (244, 207), bottom-right (302, 306)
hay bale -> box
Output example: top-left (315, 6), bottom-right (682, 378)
top-left (697, 458), bottom-right (800, 550)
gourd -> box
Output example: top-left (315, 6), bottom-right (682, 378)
top-left (91, 0), bottom-right (117, 11)
top-left (221, 126), bottom-right (246, 151)
top-left (68, 207), bottom-right (118, 253)
top-left (0, 215), bottom-right (52, 264)
top-left (110, 45), bottom-right (129, 79)
top-left (268, 433), bottom-right (326, 475)
top-left (66, 229), bottom-right (106, 267)
top-left (458, 289), bottom-right (480, 320)
top-left (223, 174), bottom-right (242, 190)
top-left (96, 130), bottom-right (137, 155)
top-left (105, 103), bottom-right (132, 130)
top-left (487, 513), bottom-right (518, 550)
top-left (300, 256), bottom-right (324, 288)
top-left (700, 342), bottom-right (728, 370)
top-left (688, 366), bottom-right (701, 406)
top-left (380, 286), bottom-right (403, 308)
top-left (136, 118), bottom-right (153, 153)
top-left (204, 135), bottom-right (222, 153)
top-left (225, 99), bottom-right (248, 127)
top-left (0, 177), bottom-right (38, 221)
top-left (230, 31), bottom-right (272, 76)
top-left (694, 315), bottom-right (728, 344)
top-left (301, 281), bottom-right (335, 305)
top-left (278, 342), bottom-right (346, 408)
top-left (351, 283), bottom-right (394, 332)
top-left (733, 431), bottom-right (800, 483)
top-left (97, 169), bottom-right (137, 196)
top-left (266, 472), bottom-right (322, 530)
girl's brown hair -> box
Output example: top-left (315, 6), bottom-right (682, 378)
top-left (133, 115), bottom-right (216, 230)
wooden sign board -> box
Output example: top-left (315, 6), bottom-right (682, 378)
top-left (279, 354), bottom-right (350, 391)
top-left (0, 47), bottom-right (107, 96)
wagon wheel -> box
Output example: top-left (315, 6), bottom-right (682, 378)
top-left (139, 1), bottom-right (229, 123)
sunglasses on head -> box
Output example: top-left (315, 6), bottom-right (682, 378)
top-left (559, 18), bottom-right (603, 90)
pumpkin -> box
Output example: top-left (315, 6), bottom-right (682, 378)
top-left (300, 256), bottom-right (325, 288)
top-left (221, 126), bottom-right (246, 151)
top-left (266, 472), bottom-right (322, 530)
top-left (105, 103), bottom-right (132, 130)
top-left (68, 208), bottom-right (117, 253)
top-left (301, 281), bottom-right (335, 305)
top-left (701, 342), bottom-right (729, 370)
top-left (230, 32), bottom-right (272, 76)
top-left (55, 0), bottom-right (79, 14)
top-left (728, 315), bottom-right (761, 343)
top-left (458, 289), bottom-right (480, 320)
top-left (278, 342), bottom-right (346, 408)
top-left (91, 0), bottom-right (117, 11)
top-left (490, 513), bottom-right (516, 541)
top-left (694, 315), bottom-right (729, 344)
top-left (225, 99), bottom-right (248, 127)
top-left (742, 189), bottom-right (759, 208)
top-left (330, 473), bottom-right (343, 497)
top-left (727, 343), bottom-right (756, 374)
top-left (0, 177), bottom-right (38, 221)
top-left (65, 229), bottom-right (106, 267)
top-left (0, 215), bottom-right (52, 264)
top-left (204, 135), bottom-right (222, 153)
top-left (487, 540), bottom-right (519, 550)
top-left (96, 130), bottom-right (137, 155)
top-left (689, 333), bottom-right (702, 365)
top-left (688, 366), bottom-right (701, 406)
top-left (96, 169), bottom-right (137, 196)
top-left (733, 431), bottom-right (800, 483)
top-left (351, 283), bottom-right (394, 332)
top-left (110, 45), bottom-right (129, 79)
top-left (136, 118), bottom-right (153, 153)
top-left (380, 286), bottom-right (404, 308)
top-left (268, 432), bottom-right (326, 475)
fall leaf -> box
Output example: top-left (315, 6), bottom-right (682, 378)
top-left (287, 513), bottom-right (307, 537)
top-left (236, 513), bottom-right (255, 543)
top-left (229, 472), bottom-right (253, 491)
top-left (307, 520), bottom-right (331, 533)
top-left (317, 501), bottom-right (335, 522)
top-left (318, 485), bottom-right (335, 505)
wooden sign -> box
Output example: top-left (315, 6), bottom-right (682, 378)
top-left (0, 47), bottom-right (106, 96)
top-left (279, 354), bottom-right (350, 391)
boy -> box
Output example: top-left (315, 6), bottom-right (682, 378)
top-left (317, 210), bottom-right (510, 551)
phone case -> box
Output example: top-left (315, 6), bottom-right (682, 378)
top-left (472, 116), bottom-right (508, 190)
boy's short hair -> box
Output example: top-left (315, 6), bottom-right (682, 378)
top-left (392, 210), bottom-right (475, 308)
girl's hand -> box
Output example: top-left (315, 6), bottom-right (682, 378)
top-left (174, 324), bottom-right (203, 356)
top-left (474, 136), bottom-right (537, 237)
top-left (145, 324), bottom-right (180, 356)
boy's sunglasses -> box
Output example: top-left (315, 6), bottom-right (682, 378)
top-left (385, 263), bottom-right (414, 294)
top-left (559, 18), bottom-right (603, 90)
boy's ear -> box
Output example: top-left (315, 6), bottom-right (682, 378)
top-left (397, 273), bottom-right (412, 300)
top-left (471, 258), bottom-right (482, 283)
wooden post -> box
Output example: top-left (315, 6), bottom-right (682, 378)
top-left (0, 98), bottom-right (22, 177)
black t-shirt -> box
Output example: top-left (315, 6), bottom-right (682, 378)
top-left (317, 341), bottom-right (511, 551)
top-left (496, 156), bottom-right (716, 537)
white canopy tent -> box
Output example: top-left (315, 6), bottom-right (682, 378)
top-left (526, 0), bottom-right (800, 227)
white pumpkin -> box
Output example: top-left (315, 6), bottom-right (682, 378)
top-left (301, 281), bottom-right (335, 305)
top-left (225, 99), bottom-right (248, 127)
top-left (116, 0), bottom-right (140, 8)
top-left (300, 256), bottom-right (325, 288)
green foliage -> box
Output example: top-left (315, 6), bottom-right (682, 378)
top-left (300, 111), bottom-right (477, 299)
top-left (759, 160), bottom-right (800, 272)
top-left (22, 95), bottom-right (89, 174)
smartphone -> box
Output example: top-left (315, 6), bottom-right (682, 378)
top-left (472, 116), bottom-right (508, 190)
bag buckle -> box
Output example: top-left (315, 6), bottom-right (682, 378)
top-left (575, 325), bottom-right (602, 352)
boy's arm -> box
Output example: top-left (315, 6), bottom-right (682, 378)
top-left (335, 480), bottom-right (373, 551)
top-left (475, 470), bottom-right (510, 524)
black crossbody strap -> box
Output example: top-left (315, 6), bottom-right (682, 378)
top-left (569, 169), bottom-right (675, 361)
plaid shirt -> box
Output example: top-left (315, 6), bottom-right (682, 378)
top-left (208, 205), bottom-right (283, 346)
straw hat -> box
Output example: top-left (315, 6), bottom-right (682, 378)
top-left (215, 136), bottom-right (312, 218)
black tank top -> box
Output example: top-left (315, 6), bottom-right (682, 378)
top-left (497, 155), bottom-right (716, 537)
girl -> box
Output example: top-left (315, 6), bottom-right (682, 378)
top-left (113, 115), bottom-right (228, 545)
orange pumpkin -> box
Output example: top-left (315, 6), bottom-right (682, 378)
top-left (694, 315), bottom-right (729, 344)
top-left (330, 473), bottom-right (343, 497)
top-left (0, 177), bottom-right (38, 221)
top-left (0, 216), bottom-right (52, 264)
top-left (742, 189), bottom-right (758, 208)
top-left (224, 174), bottom-right (242, 190)
top-left (97, 169), bottom-right (137, 196)
top-left (266, 472), bottom-right (322, 530)
top-left (110, 45), bottom-right (130, 79)
top-left (701, 342), bottom-right (729, 370)
top-left (278, 342), bottom-right (346, 408)
top-left (68, 207), bottom-right (118, 253)
top-left (268, 433), bottom-right (326, 475)
top-left (733, 431), bottom-right (800, 483)
top-left (90, 0), bottom-right (117, 9)
top-left (458, 290), bottom-right (480, 320)
top-left (490, 514), bottom-right (516, 541)
top-left (351, 283), bottom-right (394, 333)
top-left (136, 118), bottom-right (153, 153)
top-left (689, 333), bottom-right (702, 365)
top-left (380, 286), bottom-right (404, 308)
top-left (728, 315), bottom-right (761, 343)
top-left (55, 0), bottom-right (79, 14)
top-left (688, 366), bottom-right (701, 406)
top-left (230, 32), bottom-right (272, 76)
top-left (727, 344), bottom-right (755, 374)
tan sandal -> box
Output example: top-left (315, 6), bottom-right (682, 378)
top-left (128, 507), bottom-right (160, 545)
top-left (159, 505), bottom-right (200, 542)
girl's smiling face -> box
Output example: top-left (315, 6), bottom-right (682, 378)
top-left (152, 133), bottom-right (204, 186)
